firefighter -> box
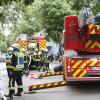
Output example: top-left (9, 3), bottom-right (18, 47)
top-left (5, 47), bottom-right (15, 100)
top-left (44, 49), bottom-right (50, 71)
top-left (38, 50), bottom-right (42, 71)
top-left (39, 48), bottom-right (44, 71)
top-left (5, 45), bottom-right (24, 99)
top-left (33, 49), bottom-right (37, 70)
top-left (41, 49), bottom-right (46, 71)
top-left (34, 48), bottom-right (41, 71)
top-left (28, 48), bottom-right (35, 70)
top-left (13, 47), bottom-right (24, 96)
top-left (43, 49), bottom-right (50, 71)
top-left (6, 47), bottom-right (13, 77)
top-left (21, 48), bottom-right (29, 76)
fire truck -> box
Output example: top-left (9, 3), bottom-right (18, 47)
top-left (27, 31), bottom-right (47, 70)
top-left (17, 31), bottom-right (47, 70)
top-left (28, 35), bottom-right (46, 51)
top-left (62, 7), bottom-right (100, 85)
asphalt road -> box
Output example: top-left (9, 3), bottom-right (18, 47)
top-left (12, 82), bottom-right (100, 100)
top-left (1, 62), bottom-right (100, 100)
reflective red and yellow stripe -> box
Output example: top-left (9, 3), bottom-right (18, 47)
top-left (85, 40), bottom-right (100, 49)
top-left (39, 72), bottom-right (64, 77)
top-left (71, 59), bottom-right (100, 77)
top-left (29, 81), bottom-right (66, 91)
top-left (40, 39), bottom-right (46, 49)
top-left (87, 60), bottom-right (100, 66)
top-left (71, 60), bottom-right (87, 77)
top-left (88, 24), bottom-right (100, 35)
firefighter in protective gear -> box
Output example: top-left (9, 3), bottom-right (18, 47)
top-left (41, 49), bottom-right (45, 71)
top-left (13, 47), bottom-right (24, 96)
top-left (5, 46), bottom-right (24, 99)
top-left (41, 49), bottom-right (49, 71)
top-left (43, 49), bottom-right (50, 71)
top-left (5, 47), bottom-right (14, 100)
top-left (34, 48), bottom-right (41, 71)
top-left (21, 48), bottom-right (29, 76)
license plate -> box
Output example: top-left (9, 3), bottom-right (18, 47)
top-left (92, 67), bottom-right (100, 71)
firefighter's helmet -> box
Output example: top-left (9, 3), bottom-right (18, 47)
top-left (44, 48), bottom-right (48, 52)
top-left (35, 48), bottom-right (38, 51)
top-left (8, 47), bottom-right (13, 51)
top-left (20, 48), bottom-right (25, 52)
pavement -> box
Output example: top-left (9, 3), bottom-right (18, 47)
top-left (1, 62), bottom-right (100, 100)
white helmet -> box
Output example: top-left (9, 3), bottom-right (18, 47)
top-left (44, 48), bottom-right (48, 52)
top-left (8, 47), bottom-right (13, 51)
top-left (35, 48), bottom-right (38, 51)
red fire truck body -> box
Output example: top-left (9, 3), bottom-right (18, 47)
top-left (63, 12), bottom-right (100, 84)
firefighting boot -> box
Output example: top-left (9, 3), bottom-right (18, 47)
top-left (14, 91), bottom-right (23, 96)
top-left (14, 93), bottom-right (21, 96)
top-left (5, 94), bottom-right (13, 100)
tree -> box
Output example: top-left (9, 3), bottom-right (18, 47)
top-left (0, 0), bottom-right (34, 6)
top-left (15, 0), bottom-right (74, 42)
top-left (14, 0), bottom-right (44, 35)
top-left (1, 0), bottom-right (100, 47)
top-left (39, 0), bottom-right (75, 42)
top-left (67, 0), bottom-right (99, 14)
top-left (0, 30), bottom-right (7, 52)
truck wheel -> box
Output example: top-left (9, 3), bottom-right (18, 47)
top-left (66, 81), bottom-right (78, 86)
top-left (66, 81), bottom-right (72, 86)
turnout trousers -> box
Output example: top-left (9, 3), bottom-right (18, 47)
top-left (14, 71), bottom-right (23, 94)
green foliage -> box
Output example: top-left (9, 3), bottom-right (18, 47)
top-left (15, 0), bottom-right (74, 42)
top-left (23, 0), bottom-right (34, 5)
top-left (0, 30), bottom-right (7, 52)
top-left (40, 0), bottom-right (74, 42)
top-left (0, 0), bottom-right (34, 6)
top-left (67, 0), bottom-right (100, 15)
top-left (0, 0), bottom-right (100, 51)
top-left (92, 1), bottom-right (100, 15)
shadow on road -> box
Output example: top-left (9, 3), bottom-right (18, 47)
top-left (67, 81), bottom-right (100, 95)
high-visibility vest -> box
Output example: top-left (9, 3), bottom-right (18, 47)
top-left (15, 52), bottom-right (24, 70)
top-left (34, 52), bottom-right (41, 61)
top-left (43, 55), bottom-right (48, 62)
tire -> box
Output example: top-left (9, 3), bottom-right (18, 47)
top-left (66, 81), bottom-right (72, 86)
top-left (66, 81), bottom-right (79, 86)
top-left (54, 65), bottom-right (63, 72)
